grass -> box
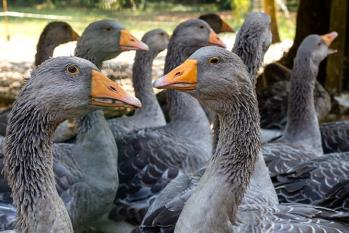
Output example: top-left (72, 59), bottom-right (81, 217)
top-left (0, 5), bottom-right (296, 42)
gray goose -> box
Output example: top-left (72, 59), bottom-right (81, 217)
top-left (263, 33), bottom-right (349, 211)
top-left (0, 19), bottom-right (146, 232)
top-left (153, 46), bottom-right (349, 233)
top-left (198, 13), bottom-right (234, 33)
top-left (108, 29), bottom-right (169, 141)
top-left (133, 12), bottom-right (277, 232)
top-left (3, 56), bottom-right (140, 233)
top-left (109, 19), bottom-right (226, 225)
top-left (262, 32), bottom-right (338, 176)
top-left (0, 21), bottom-right (80, 136)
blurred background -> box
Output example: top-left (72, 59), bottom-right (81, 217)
top-left (1, 0), bottom-right (349, 120)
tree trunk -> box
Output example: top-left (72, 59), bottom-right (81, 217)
top-left (325, 0), bottom-right (348, 95)
top-left (264, 0), bottom-right (280, 43)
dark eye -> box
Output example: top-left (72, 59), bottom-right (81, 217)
top-left (318, 42), bottom-right (322, 46)
top-left (208, 57), bottom-right (220, 64)
top-left (160, 32), bottom-right (165, 36)
top-left (105, 27), bottom-right (112, 32)
top-left (66, 64), bottom-right (80, 76)
top-left (199, 25), bottom-right (204, 29)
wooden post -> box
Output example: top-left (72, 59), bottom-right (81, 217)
top-left (2, 0), bottom-right (9, 41)
top-left (325, 0), bottom-right (348, 95)
top-left (264, 0), bottom-right (281, 43)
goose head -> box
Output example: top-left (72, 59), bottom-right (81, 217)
top-left (199, 13), bottom-right (235, 33)
top-left (141, 28), bottom-right (169, 54)
top-left (40, 21), bottom-right (80, 45)
top-left (171, 19), bottom-right (227, 49)
top-left (297, 32), bottom-right (338, 66)
top-left (75, 19), bottom-right (149, 62)
top-left (154, 46), bottom-right (250, 113)
top-left (29, 56), bottom-right (141, 122)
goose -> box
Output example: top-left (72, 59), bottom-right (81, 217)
top-left (261, 33), bottom-right (349, 211)
top-left (3, 56), bottom-right (140, 233)
top-left (151, 46), bottom-right (349, 233)
top-left (34, 21), bottom-right (80, 67)
top-left (0, 21), bottom-right (80, 136)
top-left (107, 29), bottom-right (169, 140)
top-left (133, 12), bottom-right (278, 232)
top-left (262, 32), bottom-right (338, 176)
top-left (0, 19), bottom-right (147, 232)
top-left (198, 13), bottom-right (234, 33)
top-left (108, 19), bottom-right (226, 225)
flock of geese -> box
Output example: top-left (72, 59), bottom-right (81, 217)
top-left (0, 10), bottom-right (348, 233)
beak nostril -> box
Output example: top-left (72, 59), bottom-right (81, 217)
top-left (175, 71), bottom-right (183, 77)
top-left (109, 86), bottom-right (117, 92)
top-left (130, 39), bottom-right (135, 42)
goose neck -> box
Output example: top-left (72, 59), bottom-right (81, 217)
top-left (283, 55), bottom-right (322, 153)
top-left (4, 98), bottom-right (70, 232)
top-left (132, 50), bottom-right (159, 113)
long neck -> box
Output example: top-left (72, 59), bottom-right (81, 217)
top-left (163, 42), bottom-right (211, 150)
top-left (35, 42), bottom-right (57, 67)
top-left (4, 97), bottom-right (71, 232)
top-left (282, 54), bottom-right (322, 153)
top-left (232, 35), bottom-right (264, 85)
top-left (75, 46), bottom-right (105, 68)
top-left (132, 50), bottom-right (162, 116)
top-left (176, 89), bottom-right (260, 232)
top-left (210, 93), bottom-right (260, 218)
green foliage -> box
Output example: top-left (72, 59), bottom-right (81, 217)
top-left (231, 0), bottom-right (251, 22)
top-left (7, 0), bottom-right (232, 10)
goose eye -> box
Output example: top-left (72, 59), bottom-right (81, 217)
top-left (105, 27), bottom-right (112, 32)
top-left (199, 25), bottom-right (204, 29)
top-left (317, 42), bottom-right (322, 46)
top-left (66, 64), bottom-right (80, 76)
top-left (208, 57), bottom-right (220, 64)
top-left (160, 32), bottom-right (165, 36)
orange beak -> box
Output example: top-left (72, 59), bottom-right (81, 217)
top-left (91, 70), bottom-right (142, 108)
top-left (120, 29), bottom-right (149, 51)
top-left (220, 20), bottom-right (234, 33)
top-left (320, 32), bottom-right (338, 46)
top-left (208, 30), bottom-right (226, 48)
top-left (71, 30), bottom-right (80, 41)
top-left (321, 31), bottom-right (338, 54)
top-left (153, 59), bottom-right (198, 91)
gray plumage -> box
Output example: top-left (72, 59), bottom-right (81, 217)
top-left (274, 152), bottom-right (349, 211)
top-left (3, 57), bottom-right (101, 233)
top-left (138, 46), bottom-right (349, 233)
top-left (263, 34), bottom-right (334, 176)
top-left (232, 12), bottom-right (272, 84)
top-left (320, 121), bottom-right (349, 153)
top-left (108, 29), bottom-right (169, 140)
top-left (0, 19), bottom-right (139, 232)
top-left (0, 21), bottom-right (79, 137)
top-left (110, 19), bottom-right (214, 224)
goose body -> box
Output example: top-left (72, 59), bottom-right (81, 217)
top-left (108, 29), bottom-right (169, 140)
top-left (3, 56), bottom-right (140, 233)
top-left (149, 46), bottom-right (349, 233)
top-left (109, 19), bottom-right (226, 224)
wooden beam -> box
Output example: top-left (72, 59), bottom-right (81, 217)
top-left (325, 0), bottom-right (348, 95)
top-left (264, 0), bottom-right (281, 43)
top-left (2, 0), bottom-right (9, 41)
